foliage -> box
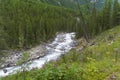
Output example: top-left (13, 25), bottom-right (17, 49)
top-left (0, 27), bottom-right (7, 50)
top-left (112, 0), bottom-right (120, 26)
top-left (39, 0), bottom-right (105, 10)
top-left (0, 0), bottom-right (120, 49)
top-left (1, 0), bottom-right (120, 80)
top-left (17, 52), bottom-right (30, 80)
top-left (0, 0), bottom-right (79, 49)
top-left (2, 25), bottom-right (120, 80)
top-left (17, 52), bottom-right (30, 65)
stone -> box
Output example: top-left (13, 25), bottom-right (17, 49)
top-left (3, 68), bottom-right (7, 73)
top-left (89, 42), bottom-right (95, 46)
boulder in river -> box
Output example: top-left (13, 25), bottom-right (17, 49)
top-left (3, 68), bottom-right (7, 73)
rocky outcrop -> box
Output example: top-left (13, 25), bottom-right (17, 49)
top-left (0, 44), bottom-right (48, 69)
top-left (76, 37), bottom-right (88, 51)
top-left (28, 45), bottom-right (48, 60)
top-left (0, 32), bottom-right (76, 77)
top-left (0, 32), bottom-right (77, 70)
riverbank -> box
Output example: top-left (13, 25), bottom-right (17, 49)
top-left (2, 26), bottom-right (120, 80)
top-left (0, 32), bottom-right (76, 77)
top-left (0, 44), bottom-right (48, 69)
top-left (0, 32), bottom-right (64, 69)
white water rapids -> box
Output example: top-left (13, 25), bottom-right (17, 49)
top-left (0, 33), bottom-right (76, 77)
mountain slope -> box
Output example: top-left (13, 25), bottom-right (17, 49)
top-left (2, 25), bottom-right (120, 80)
top-left (0, 0), bottom-right (79, 53)
top-left (39, 0), bottom-right (78, 10)
top-left (39, 0), bottom-right (120, 10)
top-left (39, 0), bottom-right (105, 10)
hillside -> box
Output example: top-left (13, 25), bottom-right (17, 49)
top-left (39, 0), bottom-right (120, 10)
top-left (38, 0), bottom-right (103, 10)
top-left (39, 0), bottom-right (78, 10)
top-left (0, 0), bottom-right (79, 50)
top-left (39, 0), bottom-right (105, 10)
top-left (0, 0), bottom-right (118, 52)
top-left (0, 0), bottom-right (120, 80)
top-left (2, 25), bottom-right (120, 80)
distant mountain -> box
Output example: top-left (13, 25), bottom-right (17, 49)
top-left (39, 0), bottom-right (78, 10)
top-left (39, 0), bottom-right (106, 10)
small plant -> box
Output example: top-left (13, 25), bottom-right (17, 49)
top-left (17, 52), bottom-right (30, 80)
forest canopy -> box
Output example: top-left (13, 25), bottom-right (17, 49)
top-left (0, 0), bottom-right (120, 51)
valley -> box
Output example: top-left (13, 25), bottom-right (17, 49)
top-left (0, 0), bottom-right (120, 80)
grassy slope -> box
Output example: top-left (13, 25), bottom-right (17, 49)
top-left (2, 25), bottom-right (120, 80)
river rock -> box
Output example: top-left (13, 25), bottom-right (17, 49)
top-left (0, 44), bottom-right (48, 68)
top-left (0, 32), bottom-right (76, 77)
top-left (70, 41), bottom-right (77, 47)
top-left (3, 68), bottom-right (7, 73)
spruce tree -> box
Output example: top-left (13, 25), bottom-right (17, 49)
top-left (112, 0), bottom-right (120, 26)
top-left (102, 0), bottom-right (112, 30)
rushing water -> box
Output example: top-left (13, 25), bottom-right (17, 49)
top-left (0, 33), bottom-right (76, 77)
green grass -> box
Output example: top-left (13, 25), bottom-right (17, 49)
top-left (2, 25), bottom-right (120, 80)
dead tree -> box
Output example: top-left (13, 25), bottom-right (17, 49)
top-left (76, 0), bottom-right (90, 42)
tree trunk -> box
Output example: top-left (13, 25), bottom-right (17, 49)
top-left (76, 0), bottom-right (90, 42)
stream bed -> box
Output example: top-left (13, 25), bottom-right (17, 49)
top-left (0, 32), bottom-right (76, 77)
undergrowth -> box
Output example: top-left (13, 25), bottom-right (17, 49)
top-left (2, 25), bottom-right (120, 80)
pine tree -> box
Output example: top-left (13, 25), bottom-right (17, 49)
top-left (0, 27), bottom-right (7, 50)
top-left (102, 0), bottom-right (112, 30)
top-left (112, 0), bottom-right (120, 26)
top-left (76, 0), bottom-right (90, 42)
top-left (88, 1), bottom-right (97, 37)
top-left (0, 0), bottom-right (81, 49)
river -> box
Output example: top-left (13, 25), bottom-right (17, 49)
top-left (0, 32), bottom-right (76, 77)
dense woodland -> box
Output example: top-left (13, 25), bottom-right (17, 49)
top-left (0, 0), bottom-right (79, 50)
top-left (0, 0), bottom-right (119, 51)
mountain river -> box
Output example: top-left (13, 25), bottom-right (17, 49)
top-left (0, 32), bottom-right (76, 77)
